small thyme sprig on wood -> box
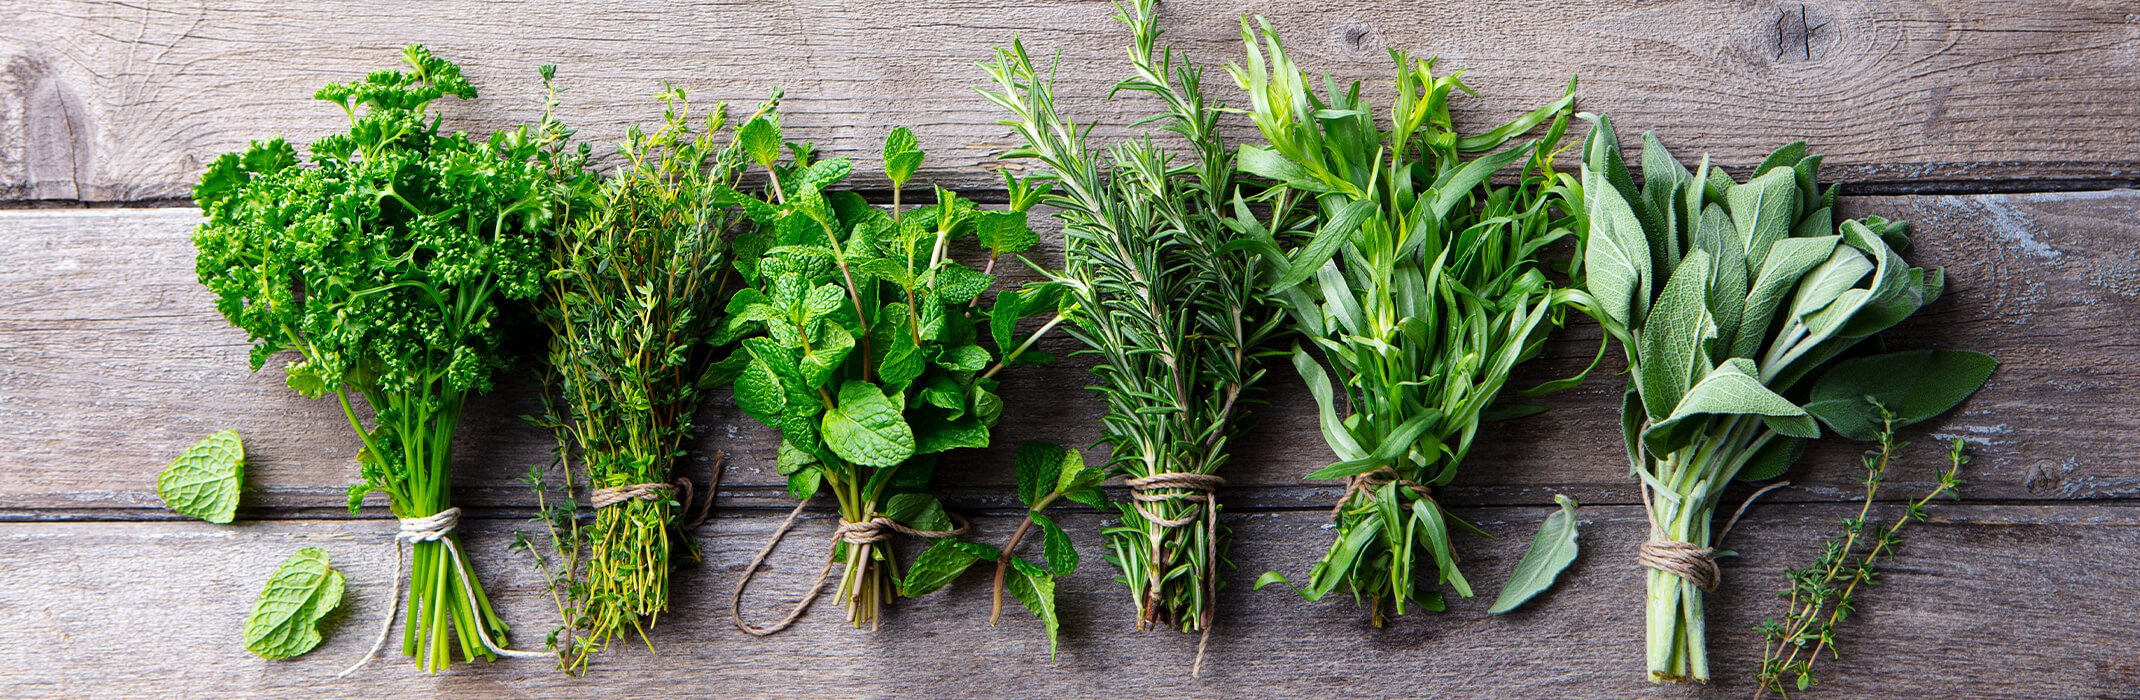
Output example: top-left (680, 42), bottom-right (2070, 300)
top-left (1755, 413), bottom-right (1969, 698)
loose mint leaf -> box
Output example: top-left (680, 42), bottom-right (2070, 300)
top-left (821, 381), bottom-right (915, 467)
top-left (1005, 558), bottom-right (1062, 657)
top-left (899, 538), bottom-right (982, 597)
top-left (1489, 495), bottom-right (1580, 614)
top-left (1806, 350), bottom-right (1997, 441)
top-left (1032, 511), bottom-right (1078, 576)
top-left (157, 430), bottom-right (245, 524)
top-left (243, 547), bottom-right (345, 659)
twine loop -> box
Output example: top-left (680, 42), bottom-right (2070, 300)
top-left (1334, 466), bottom-right (1431, 520)
top-left (1126, 472), bottom-right (1225, 528)
top-left (835, 512), bottom-right (972, 545)
top-left (1638, 539), bottom-right (1720, 591)
top-left (589, 481), bottom-right (675, 509)
top-left (395, 508), bottom-right (458, 544)
top-left (340, 507), bottom-right (548, 678)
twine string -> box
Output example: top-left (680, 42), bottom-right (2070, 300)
top-left (730, 498), bottom-right (970, 637)
top-left (1637, 481), bottom-right (1792, 593)
top-left (337, 507), bottom-right (547, 678)
top-left (1124, 471), bottom-right (1226, 678)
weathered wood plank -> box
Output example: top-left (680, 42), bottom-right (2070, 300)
top-left (3, 0), bottom-right (2138, 202)
top-left (2, 189), bottom-right (2135, 513)
top-left (0, 503), bottom-right (2126, 698)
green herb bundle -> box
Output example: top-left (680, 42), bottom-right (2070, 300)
top-left (978, 0), bottom-right (1285, 655)
top-left (1576, 119), bottom-right (1955, 683)
top-left (1229, 21), bottom-right (1585, 623)
top-left (723, 120), bottom-right (1057, 630)
top-left (192, 46), bottom-right (566, 672)
top-left (532, 86), bottom-right (770, 670)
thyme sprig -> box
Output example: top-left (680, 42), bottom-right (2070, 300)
top-left (1755, 414), bottom-right (1969, 697)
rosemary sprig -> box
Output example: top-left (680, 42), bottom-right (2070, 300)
top-left (977, 0), bottom-right (1287, 656)
top-left (1755, 415), bottom-right (1969, 697)
top-left (1229, 17), bottom-right (1585, 623)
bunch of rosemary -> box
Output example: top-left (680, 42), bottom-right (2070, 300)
top-left (979, 0), bottom-right (1285, 662)
top-left (722, 118), bottom-right (1060, 630)
top-left (531, 85), bottom-right (770, 671)
top-left (1230, 19), bottom-right (1585, 623)
top-left (1576, 119), bottom-right (1966, 683)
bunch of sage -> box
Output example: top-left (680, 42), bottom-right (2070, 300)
top-left (1230, 18), bottom-right (1586, 623)
top-left (978, 0), bottom-right (1286, 666)
top-left (1576, 117), bottom-right (1964, 683)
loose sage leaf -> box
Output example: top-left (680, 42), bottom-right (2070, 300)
top-left (821, 381), bottom-right (916, 467)
top-left (1489, 495), bottom-right (1580, 614)
top-left (157, 429), bottom-right (245, 524)
top-left (899, 539), bottom-right (983, 597)
top-left (1805, 350), bottom-right (1997, 441)
top-left (1005, 558), bottom-right (1061, 657)
top-left (243, 547), bottom-right (344, 659)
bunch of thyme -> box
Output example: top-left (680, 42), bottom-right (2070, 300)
top-left (530, 85), bottom-right (772, 671)
top-left (979, 0), bottom-right (1287, 667)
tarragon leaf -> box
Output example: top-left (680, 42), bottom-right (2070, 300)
top-left (157, 430), bottom-right (245, 524)
top-left (243, 547), bottom-right (345, 659)
top-left (1489, 495), bottom-right (1580, 614)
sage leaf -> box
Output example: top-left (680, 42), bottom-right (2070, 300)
top-left (157, 429), bottom-right (244, 524)
top-left (1805, 350), bottom-right (1997, 441)
top-left (243, 547), bottom-right (344, 659)
top-left (1489, 495), bottom-right (1580, 614)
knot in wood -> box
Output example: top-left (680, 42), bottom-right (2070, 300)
top-left (395, 507), bottom-right (460, 544)
top-left (1126, 472), bottom-right (1225, 528)
top-left (1639, 539), bottom-right (1720, 592)
top-left (590, 481), bottom-right (676, 509)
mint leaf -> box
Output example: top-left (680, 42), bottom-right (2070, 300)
top-left (1014, 441), bottom-right (1069, 506)
top-left (157, 430), bottom-right (245, 524)
top-left (243, 547), bottom-right (344, 659)
top-left (1033, 511), bottom-right (1078, 576)
top-left (821, 381), bottom-right (916, 468)
top-left (1006, 558), bottom-right (1061, 657)
top-left (899, 539), bottom-right (982, 597)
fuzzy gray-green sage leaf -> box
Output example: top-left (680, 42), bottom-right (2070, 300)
top-left (1489, 495), bottom-right (1580, 614)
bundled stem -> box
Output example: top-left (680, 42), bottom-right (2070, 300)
top-left (978, 0), bottom-right (1285, 646)
top-left (1229, 18), bottom-right (1584, 623)
top-left (535, 86), bottom-right (767, 671)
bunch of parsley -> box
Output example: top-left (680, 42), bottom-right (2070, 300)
top-left (193, 46), bottom-right (570, 672)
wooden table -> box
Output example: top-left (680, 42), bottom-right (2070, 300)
top-left (4, 2), bottom-right (2138, 697)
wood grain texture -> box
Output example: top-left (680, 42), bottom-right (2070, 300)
top-left (0, 503), bottom-right (2129, 699)
top-left (3, 0), bottom-right (2139, 202)
top-left (3, 189), bottom-right (2137, 517)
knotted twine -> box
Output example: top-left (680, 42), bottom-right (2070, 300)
top-left (729, 497), bottom-right (971, 637)
top-left (1334, 466), bottom-right (1434, 520)
top-left (1637, 481), bottom-right (1792, 592)
top-left (1125, 471), bottom-right (1226, 678)
top-left (338, 507), bottom-right (548, 678)
top-left (586, 450), bottom-right (725, 529)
